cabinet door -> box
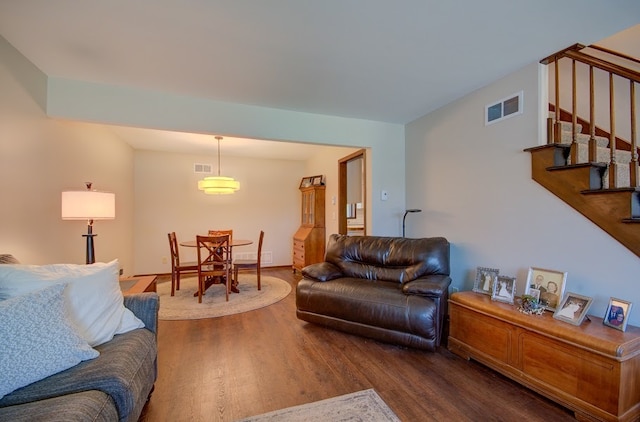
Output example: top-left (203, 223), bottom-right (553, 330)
top-left (302, 190), bottom-right (315, 226)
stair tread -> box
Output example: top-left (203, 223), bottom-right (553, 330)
top-left (581, 187), bottom-right (637, 195)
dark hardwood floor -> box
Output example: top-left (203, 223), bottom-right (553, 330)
top-left (139, 268), bottom-right (575, 422)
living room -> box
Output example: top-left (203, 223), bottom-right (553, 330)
top-left (1, 2), bottom-right (640, 420)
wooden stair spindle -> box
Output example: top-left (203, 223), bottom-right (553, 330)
top-left (609, 72), bottom-right (617, 189)
top-left (630, 81), bottom-right (638, 187)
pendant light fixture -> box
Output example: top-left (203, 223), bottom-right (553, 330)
top-left (198, 136), bottom-right (240, 194)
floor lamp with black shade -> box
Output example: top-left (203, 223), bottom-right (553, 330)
top-left (62, 182), bottom-right (115, 264)
top-left (402, 209), bottom-right (422, 238)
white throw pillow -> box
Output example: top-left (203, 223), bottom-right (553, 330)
top-left (0, 283), bottom-right (99, 399)
top-left (0, 260), bottom-right (144, 346)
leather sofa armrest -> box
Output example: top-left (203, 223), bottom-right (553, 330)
top-left (302, 262), bottom-right (343, 282)
top-left (402, 275), bottom-right (451, 298)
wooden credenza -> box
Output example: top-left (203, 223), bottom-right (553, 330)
top-left (448, 291), bottom-right (640, 422)
top-left (293, 185), bottom-right (325, 273)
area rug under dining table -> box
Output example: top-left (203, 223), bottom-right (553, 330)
top-left (157, 274), bottom-right (291, 320)
top-left (236, 389), bottom-right (400, 421)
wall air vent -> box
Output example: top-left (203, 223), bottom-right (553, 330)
top-left (485, 91), bottom-right (523, 126)
top-left (194, 163), bottom-right (213, 174)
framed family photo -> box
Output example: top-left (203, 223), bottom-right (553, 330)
top-left (491, 276), bottom-right (516, 304)
top-left (553, 292), bottom-right (593, 326)
top-left (472, 267), bottom-right (499, 296)
top-left (525, 267), bottom-right (567, 312)
top-left (603, 297), bottom-right (633, 332)
top-left (299, 177), bottom-right (312, 188)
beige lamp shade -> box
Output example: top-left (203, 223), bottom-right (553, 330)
top-left (198, 176), bottom-right (240, 195)
top-left (61, 190), bottom-right (115, 220)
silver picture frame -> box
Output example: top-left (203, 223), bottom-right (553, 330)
top-left (603, 297), bottom-right (633, 332)
top-left (491, 275), bottom-right (516, 304)
top-left (473, 267), bottom-right (499, 296)
top-left (553, 292), bottom-right (593, 326)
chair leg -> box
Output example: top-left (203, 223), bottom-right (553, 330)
top-left (176, 272), bottom-right (181, 291)
top-left (171, 269), bottom-right (176, 296)
top-left (198, 275), bottom-right (203, 303)
top-left (257, 267), bottom-right (261, 291)
top-left (225, 271), bottom-right (230, 302)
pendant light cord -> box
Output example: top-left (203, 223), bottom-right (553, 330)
top-left (215, 136), bottom-right (222, 176)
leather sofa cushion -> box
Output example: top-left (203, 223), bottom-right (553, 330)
top-left (296, 277), bottom-right (437, 341)
top-left (324, 235), bottom-right (449, 284)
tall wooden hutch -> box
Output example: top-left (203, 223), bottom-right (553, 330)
top-left (293, 182), bottom-right (325, 273)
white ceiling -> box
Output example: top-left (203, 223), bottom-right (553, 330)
top-left (0, 1), bottom-right (638, 159)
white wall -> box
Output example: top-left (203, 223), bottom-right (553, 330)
top-left (132, 146), bottom-right (355, 275)
top-left (45, 77), bottom-right (406, 237)
top-left (1, 34), bottom-right (390, 275)
top-left (0, 38), bottom-right (134, 271)
top-left (406, 62), bottom-right (640, 326)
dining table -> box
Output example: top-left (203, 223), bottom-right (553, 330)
top-left (179, 238), bottom-right (253, 295)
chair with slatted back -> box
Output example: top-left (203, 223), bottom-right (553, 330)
top-left (233, 231), bottom-right (264, 290)
top-left (208, 229), bottom-right (234, 283)
top-left (196, 234), bottom-right (232, 303)
top-left (168, 232), bottom-right (198, 296)
top-left (208, 229), bottom-right (233, 246)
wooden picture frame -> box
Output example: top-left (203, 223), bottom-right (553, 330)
top-left (525, 267), bottom-right (567, 312)
top-left (553, 292), bottom-right (593, 326)
top-left (311, 175), bottom-right (323, 186)
top-left (299, 177), bottom-right (312, 188)
top-left (491, 275), bottom-right (516, 304)
top-left (472, 267), bottom-right (499, 296)
top-left (603, 297), bottom-right (633, 332)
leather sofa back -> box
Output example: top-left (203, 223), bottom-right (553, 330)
top-left (324, 234), bottom-right (450, 283)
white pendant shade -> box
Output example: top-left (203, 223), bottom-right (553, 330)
top-left (198, 176), bottom-right (240, 195)
top-left (198, 136), bottom-right (240, 195)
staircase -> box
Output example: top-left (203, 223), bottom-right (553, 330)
top-left (526, 44), bottom-right (640, 258)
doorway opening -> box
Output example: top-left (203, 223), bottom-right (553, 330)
top-left (338, 149), bottom-right (366, 236)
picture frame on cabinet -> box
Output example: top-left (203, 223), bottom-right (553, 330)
top-left (525, 267), bottom-right (567, 312)
top-left (553, 292), bottom-right (593, 326)
top-left (473, 267), bottom-right (499, 296)
top-left (491, 276), bottom-right (516, 304)
top-left (311, 175), bottom-right (323, 186)
top-left (603, 297), bottom-right (632, 332)
top-left (299, 177), bottom-right (312, 188)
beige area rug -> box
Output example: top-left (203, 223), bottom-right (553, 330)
top-left (236, 389), bottom-right (400, 421)
top-left (157, 274), bottom-right (291, 320)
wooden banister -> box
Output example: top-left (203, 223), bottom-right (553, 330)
top-left (589, 44), bottom-right (640, 66)
top-left (541, 43), bottom-right (638, 191)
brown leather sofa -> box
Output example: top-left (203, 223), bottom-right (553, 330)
top-left (296, 234), bottom-right (451, 351)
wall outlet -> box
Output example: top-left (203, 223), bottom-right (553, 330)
top-left (161, 256), bottom-right (168, 264)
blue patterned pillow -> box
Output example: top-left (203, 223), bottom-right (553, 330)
top-left (0, 283), bottom-right (99, 399)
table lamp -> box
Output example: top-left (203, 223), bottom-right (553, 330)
top-left (62, 182), bottom-right (115, 264)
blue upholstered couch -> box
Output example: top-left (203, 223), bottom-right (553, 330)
top-left (0, 292), bottom-right (159, 422)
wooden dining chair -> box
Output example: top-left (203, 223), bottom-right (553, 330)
top-left (168, 232), bottom-right (198, 296)
top-left (233, 231), bottom-right (264, 290)
top-left (208, 229), bottom-right (234, 282)
top-left (196, 234), bottom-right (232, 303)
top-left (208, 229), bottom-right (233, 244)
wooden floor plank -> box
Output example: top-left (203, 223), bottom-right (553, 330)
top-left (139, 268), bottom-right (575, 421)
